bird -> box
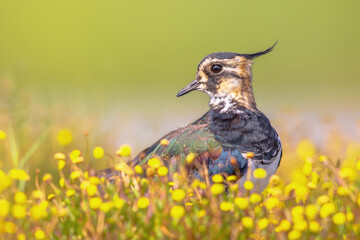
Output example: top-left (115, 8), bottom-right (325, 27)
top-left (100, 43), bottom-right (282, 193)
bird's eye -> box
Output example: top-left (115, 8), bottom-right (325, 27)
top-left (211, 65), bottom-right (222, 73)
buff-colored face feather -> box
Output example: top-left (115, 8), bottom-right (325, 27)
top-left (195, 56), bottom-right (256, 109)
top-left (177, 44), bottom-right (276, 110)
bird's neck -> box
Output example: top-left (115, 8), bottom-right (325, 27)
top-left (209, 73), bottom-right (257, 113)
top-left (209, 91), bottom-right (256, 114)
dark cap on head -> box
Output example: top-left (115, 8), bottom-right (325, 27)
top-left (199, 41), bottom-right (278, 67)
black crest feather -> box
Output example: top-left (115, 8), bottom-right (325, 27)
top-left (240, 41), bottom-right (278, 59)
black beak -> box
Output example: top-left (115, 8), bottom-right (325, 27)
top-left (176, 80), bottom-right (200, 97)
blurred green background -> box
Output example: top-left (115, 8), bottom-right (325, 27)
top-left (0, 0), bottom-right (359, 168)
top-left (1, 0), bottom-right (359, 109)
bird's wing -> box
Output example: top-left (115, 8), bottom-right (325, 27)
top-left (97, 112), bottom-right (211, 180)
top-left (132, 123), bottom-right (249, 181)
top-left (131, 111), bottom-right (210, 163)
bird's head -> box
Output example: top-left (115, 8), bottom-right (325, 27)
top-left (177, 43), bottom-right (277, 111)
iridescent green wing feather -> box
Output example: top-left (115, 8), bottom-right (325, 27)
top-left (132, 123), bottom-right (248, 181)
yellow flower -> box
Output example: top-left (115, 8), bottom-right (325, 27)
top-left (288, 230), bottom-right (301, 240)
top-left (14, 192), bottom-right (27, 204)
top-left (234, 197), bottom-right (249, 210)
top-left (157, 166), bottom-right (168, 176)
top-left (337, 186), bottom-right (348, 196)
top-left (70, 170), bottom-right (82, 180)
top-left (241, 217), bottom-right (254, 228)
top-left (254, 206), bottom-right (262, 215)
top-left (34, 229), bottom-right (46, 240)
top-left (47, 193), bottom-right (55, 201)
top-left (89, 197), bottom-right (102, 209)
top-left (199, 182), bottom-right (207, 190)
top-left (230, 184), bottom-right (239, 192)
top-left (318, 155), bottom-right (328, 162)
top-left (4, 221), bottom-right (16, 234)
top-left (0, 170), bottom-right (11, 193)
top-left (302, 160), bottom-right (312, 176)
top-left (258, 218), bottom-right (269, 230)
top-left (135, 165), bottom-right (143, 175)
top-left (148, 158), bottom-right (161, 168)
top-left (305, 204), bottom-right (318, 220)
top-left (8, 169), bottom-right (30, 181)
top-left (219, 202), bottom-right (233, 211)
top-left (42, 173), bottom-right (52, 182)
top-left (210, 184), bottom-right (225, 195)
top-left (86, 184), bottom-right (97, 196)
top-left (17, 233), bottom-right (26, 240)
top-left (347, 212), bottom-right (354, 222)
top-left (12, 204), bottom-right (26, 219)
top-left (0, 130), bottom-right (6, 140)
top-left (339, 167), bottom-right (357, 182)
top-left (253, 168), bottom-right (267, 179)
top-left (160, 139), bottom-right (169, 146)
top-left (332, 212), bottom-right (346, 225)
top-left (93, 146), bottom-right (104, 159)
top-left (186, 153), bottom-right (196, 164)
top-left (295, 185), bottom-right (308, 202)
top-left (291, 206), bottom-right (304, 219)
top-left (197, 209), bottom-right (206, 218)
top-left (320, 203), bottom-right (335, 218)
top-left (116, 144), bottom-right (132, 157)
top-left (113, 195), bottom-right (125, 209)
top-left (276, 219), bottom-right (291, 232)
top-left (307, 182), bottom-right (317, 190)
top-left (296, 139), bottom-right (315, 160)
top-left (250, 193), bottom-right (262, 204)
top-left (309, 221), bottom-right (321, 232)
top-left (170, 205), bottom-right (185, 219)
top-left (31, 190), bottom-right (44, 199)
top-left (140, 178), bottom-right (149, 187)
top-left (70, 149), bottom-right (81, 160)
top-left (293, 220), bottom-right (307, 231)
top-left (265, 197), bottom-right (279, 210)
top-left (100, 202), bottom-right (114, 213)
top-left (30, 201), bottom-right (48, 220)
top-left (172, 189), bottom-right (186, 201)
top-left (57, 128), bottom-right (72, 146)
top-left (59, 178), bottom-right (65, 188)
top-left (58, 160), bottom-right (66, 170)
top-left (56, 207), bottom-right (67, 217)
top-left (226, 175), bottom-right (237, 182)
top-left (72, 156), bottom-right (84, 164)
top-left (269, 175), bottom-right (281, 186)
top-left (267, 186), bottom-right (283, 197)
top-left (317, 195), bottom-right (330, 205)
top-left (137, 197), bottom-right (150, 209)
top-left (54, 152), bottom-right (66, 160)
top-left (115, 162), bottom-right (134, 175)
top-left (89, 176), bottom-right (100, 185)
top-left (245, 152), bottom-right (255, 159)
top-left (212, 174), bottom-right (223, 183)
top-left (146, 167), bottom-right (155, 177)
top-left (0, 199), bottom-right (10, 217)
top-left (244, 180), bottom-right (254, 190)
top-left (66, 189), bottom-right (76, 197)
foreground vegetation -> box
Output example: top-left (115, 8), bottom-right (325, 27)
top-left (0, 79), bottom-right (360, 239)
top-left (0, 129), bottom-right (360, 239)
